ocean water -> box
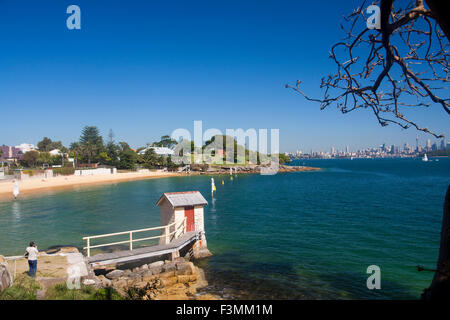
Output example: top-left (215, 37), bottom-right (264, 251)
top-left (0, 158), bottom-right (449, 299)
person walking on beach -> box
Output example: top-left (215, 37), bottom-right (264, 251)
top-left (25, 242), bottom-right (38, 278)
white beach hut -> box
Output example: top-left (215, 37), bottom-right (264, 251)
top-left (156, 191), bottom-right (208, 245)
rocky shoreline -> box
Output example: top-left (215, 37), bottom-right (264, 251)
top-left (88, 257), bottom-right (219, 300)
top-left (1, 247), bottom-right (219, 300)
top-left (193, 164), bottom-right (320, 174)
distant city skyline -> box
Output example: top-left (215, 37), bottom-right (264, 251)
top-left (290, 136), bottom-right (448, 154)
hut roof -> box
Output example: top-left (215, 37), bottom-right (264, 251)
top-left (156, 191), bottom-right (208, 208)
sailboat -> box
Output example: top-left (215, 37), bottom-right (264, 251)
top-left (422, 154), bottom-right (428, 162)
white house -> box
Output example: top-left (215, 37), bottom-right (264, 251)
top-left (49, 149), bottom-right (63, 156)
top-left (15, 143), bottom-right (37, 154)
top-left (138, 147), bottom-right (174, 156)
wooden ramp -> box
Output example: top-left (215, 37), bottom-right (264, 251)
top-left (87, 231), bottom-right (201, 266)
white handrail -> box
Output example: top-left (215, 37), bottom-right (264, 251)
top-left (4, 255), bottom-right (24, 280)
top-left (82, 217), bottom-right (187, 257)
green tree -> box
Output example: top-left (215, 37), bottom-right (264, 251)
top-left (38, 152), bottom-right (53, 167)
top-left (142, 148), bottom-right (158, 168)
top-left (98, 152), bottom-right (111, 164)
top-left (21, 151), bottom-right (39, 168)
top-left (278, 154), bottom-right (291, 165)
top-left (37, 137), bottom-right (62, 152)
top-left (117, 142), bottom-right (137, 170)
top-left (69, 142), bottom-right (83, 168)
top-left (153, 135), bottom-right (177, 148)
top-left (79, 126), bottom-right (104, 164)
top-left (105, 142), bottom-right (120, 167)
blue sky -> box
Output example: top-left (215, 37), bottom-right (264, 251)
top-left (0, 0), bottom-right (448, 152)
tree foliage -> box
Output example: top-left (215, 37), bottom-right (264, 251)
top-left (37, 137), bottom-right (63, 152)
top-left (152, 135), bottom-right (177, 148)
top-left (21, 151), bottom-right (39, 167)
top-left (79, 126), bottom-right (104, 164)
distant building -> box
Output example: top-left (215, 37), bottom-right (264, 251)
top-left (138, 147), bottom-right (174, 156)
top-left (390, 144), bottom-right (395, 154)
top-left (432, 143), bottom-right (438, 151)
top-left (15, 143), bottom-right (37, 154)
top-left (0, 145), bottom-right (23, 163)
top-left (49, 149), bottom-right (63, 156)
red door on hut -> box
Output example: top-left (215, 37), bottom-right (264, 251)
top-left (184, 206), bottom-right (195, 232)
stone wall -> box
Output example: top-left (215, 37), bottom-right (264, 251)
top-left (92, 257), bottom-right (217, 300)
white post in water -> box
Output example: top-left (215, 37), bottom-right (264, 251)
top-left (211, 177), bottom-right (215, 197)
top-left (13, 180), bottom-right (19, 200)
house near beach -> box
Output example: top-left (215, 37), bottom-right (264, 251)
top-left (138, 146), bottom-right (174, 156)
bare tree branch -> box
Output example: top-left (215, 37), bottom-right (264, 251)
top-left (286, 0), bottom-right (449, 138)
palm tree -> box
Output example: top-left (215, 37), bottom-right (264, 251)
top-left (69, 142), bottom-right (82, 168)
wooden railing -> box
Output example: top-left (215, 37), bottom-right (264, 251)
top-left (82, 217), bottom-right (187, 257)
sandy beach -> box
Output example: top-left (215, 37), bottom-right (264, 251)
top-left (0, 171), bottom-right (180, 200)
top-left (0, 165), bottom-right (320, 201)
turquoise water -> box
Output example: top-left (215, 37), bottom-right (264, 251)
top-left (0, 158), bottom-right (449, 299)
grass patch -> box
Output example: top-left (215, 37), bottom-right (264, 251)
top-left (9, 255), bottom-right (69, 278)
top-left (0, 274), bottom-right (41, 300)
top-left (45, 283), bottom-right (123, 300)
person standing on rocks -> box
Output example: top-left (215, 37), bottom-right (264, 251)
top-left (25, 242), bottom-right (38, 278)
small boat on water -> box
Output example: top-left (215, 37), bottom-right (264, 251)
top-left (422, 154), bottom-right (429, 162)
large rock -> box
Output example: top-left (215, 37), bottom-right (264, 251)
top-left (56, 247), bottom-right (79, 254)
top-left (162, 262), bottom-right (176, 273)
top-left (105, 269), bottom-right (125, 279)
top-left (0, 262), bottom-right (13, 293)
top-left (149, 266), bottom-right (163, 275)
top-left (175, 262), bottom-right (193, 275)
top-left (148, 261), bottom-right (164, 269)
top-left (140, 264), bottom-right (148, 271)
top-left (97, 275), bottom-right (112, 287)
